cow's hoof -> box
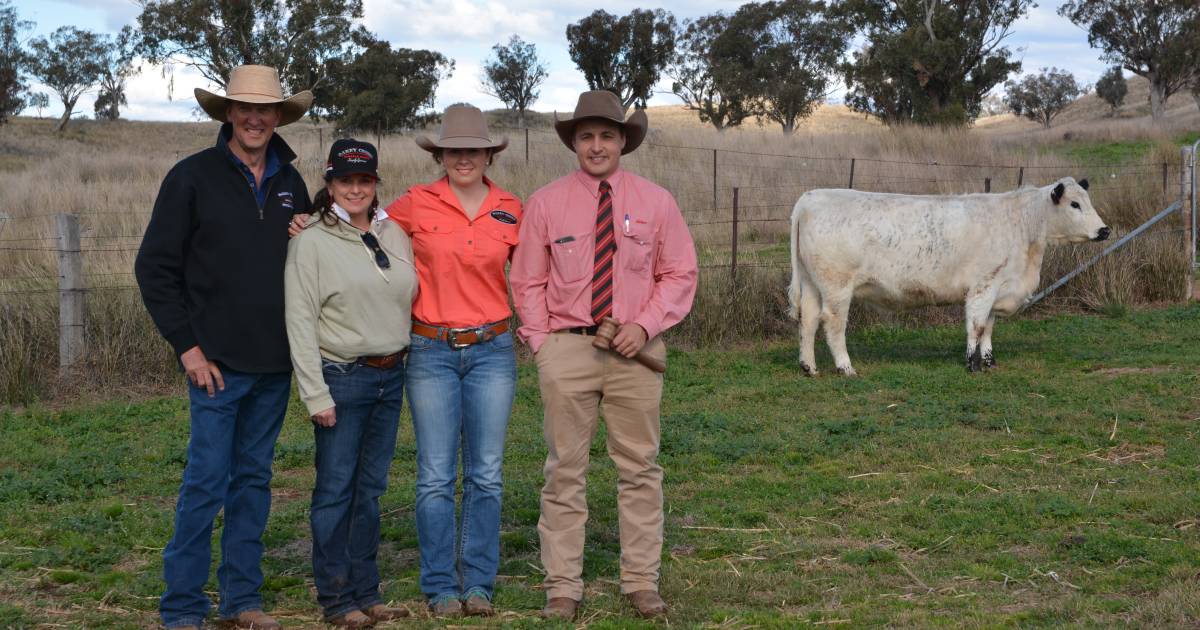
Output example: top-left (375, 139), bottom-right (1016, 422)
top-left (982, 353), bottom-right (996, 369)
top-left (799, 361), bottom-right (819, 377)
top-left (836, 365), bottom-right (857, 377)
top-left (966, 347), bottom-right (983, 372)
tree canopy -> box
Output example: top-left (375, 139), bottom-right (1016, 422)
top-left (1059, 0), bottom-right (1200, 122)
top-left (566, 9), bottom-right (676, 109)
top-left (1094, 65), bottom-right (1127, 115)
top-left (1004, 67), bottom-right (1084, 128)
top-left (135, 0), bottom-right (366, 96)
top-left (839, 0), bottom-right (1033, 126)
top-left (481, 35), bottom-right (547, 128)
top-left (669, 13), bottom-right (755, 131)
top-left (312, 32), bottom-right (452, 133)
top-left (95, 26), bottom-right (138, 121)
top-left (0, 0), bottom-right (32, 125)
top-left (28, 26), bottom-right (110, 131)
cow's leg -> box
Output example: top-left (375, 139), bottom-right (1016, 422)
top-left (980, 313), bottom-right (997, 369)
top-left (964, 293), bottom-right (995, 373)
top-left (820, 291), bottom-right (856, 377)
top-left (798, 273), bottom-right (821, 376)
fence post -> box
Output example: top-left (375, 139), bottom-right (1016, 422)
top-left (984, 177), bottom-right (992, 193)
top-left (847, 158), bottom-right (856, 189)
top-left (1017, 166), bottom-right (1024, 188)
top-left (731, 187), bottom-right (739, 280)
top-left (56, 214), bottom-right (84, 372)
top-left (318, 127), bottom-right (324, 158)
top-left (525, 128), bottom-right (530, 164)
top-left (0, 212), bottom-right (9, 240)
top-left (712, 149), bottom-right (718, 210)
top-left (1183, 146), bottom-right (1195, 300)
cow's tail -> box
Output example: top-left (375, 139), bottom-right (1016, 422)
top-left (787, 198), bottom-right (804, 321)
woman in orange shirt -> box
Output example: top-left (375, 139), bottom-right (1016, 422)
top-left (385, 105), bottom-right (521, 618)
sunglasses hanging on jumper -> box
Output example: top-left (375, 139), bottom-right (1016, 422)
top-left (360, 232), bottom-right (391, 269)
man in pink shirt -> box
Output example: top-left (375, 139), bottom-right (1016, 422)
top-left (509, 90), bottom-right (698, 621)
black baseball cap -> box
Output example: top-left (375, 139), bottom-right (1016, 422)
top-left (324, 138), bottom-right (379, 180)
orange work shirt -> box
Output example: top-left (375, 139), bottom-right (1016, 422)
top-left (386, 176), bottom-right (522, 328)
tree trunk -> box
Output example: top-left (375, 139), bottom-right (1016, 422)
top-left (55, 97), bottom-right (76, 132)
top-left (1148, 78), bottom-right (1167, 122)
top-left (1192, 86), bottom-right (1200, 112)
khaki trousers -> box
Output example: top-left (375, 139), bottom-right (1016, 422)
top-left (535, 331), bottom-right (667, 601)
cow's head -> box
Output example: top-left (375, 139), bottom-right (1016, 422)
top-left (1048, 177), bottom-right (1110, 243)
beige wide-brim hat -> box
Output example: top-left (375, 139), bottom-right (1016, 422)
top-left (416, 105), bottom-right (508, 153)
top-left (194, 65), bottom-right (313, 126)
top-left (554, 90), bottom-right (647, 155)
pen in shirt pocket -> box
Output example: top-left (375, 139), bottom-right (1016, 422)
top-left (623, 213), bottom-right (630, 235)
top-left (553, 235), bottom-right (575, 244)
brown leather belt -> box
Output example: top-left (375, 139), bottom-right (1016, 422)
top-left (412, 320), bottom-right (510, 349)
top-left (358, 350), bottom-right (406, 370)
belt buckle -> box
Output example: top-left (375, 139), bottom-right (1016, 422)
top-left (447, 329), bottom-right (470, 350)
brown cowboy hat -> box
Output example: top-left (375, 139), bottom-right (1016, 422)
top-left (554, 90), bottom-right (647, 155)
top-left (416, 104), bottom-right (508, 153)
top-left (194, 65), bottom-right (313, 126)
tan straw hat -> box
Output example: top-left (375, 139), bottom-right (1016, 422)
top-left (554, 90), bottom-right (647, 155)
top-left (416, 105), bottom-right (508, 153)
top-left (194, 65), bottom-right (313, 126)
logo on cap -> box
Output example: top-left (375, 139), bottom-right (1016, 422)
top-left (338, 148), bottom-right (373, 163)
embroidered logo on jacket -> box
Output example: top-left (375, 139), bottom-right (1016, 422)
top-left (278, 191), bottom-right (294, 209)
top-left (489, 209), bottom-right (517, 225)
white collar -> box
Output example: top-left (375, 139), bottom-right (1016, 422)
top-left (333, 203), bottom-right (388, 226)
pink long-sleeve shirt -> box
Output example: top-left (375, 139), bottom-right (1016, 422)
top-left (510, 168), bottom-right (698, 353)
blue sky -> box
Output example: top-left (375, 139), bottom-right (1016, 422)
top-left (12, 0), bottom-right (1109, 121)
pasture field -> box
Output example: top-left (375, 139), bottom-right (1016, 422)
top-left (2, 304), bottom-right (1198, 628)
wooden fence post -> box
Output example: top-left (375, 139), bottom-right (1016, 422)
top-left (712, 149), bottom-right (718, 210)
top-left (318, 127), bottom-right (324, 158)
top-left (847, 158), bottom-right (856, 189)
top-left (731, 187), bottom-right (739, 280)
top-left (0, 212), bottom-right (9, 240)
top-left (56, 214), bottom-right (84, 371)
top-left (984, 177), bottom-right (992, 193)
top-left (1017, 166), bottom-right (1024, 188)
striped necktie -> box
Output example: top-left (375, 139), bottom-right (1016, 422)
top-left (591, 180), bottom-right (615, 323)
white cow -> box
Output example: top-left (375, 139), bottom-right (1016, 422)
top-left (787, 177), bottom-right (1109, 375)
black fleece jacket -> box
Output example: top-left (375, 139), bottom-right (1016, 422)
top-left (135, 123), bottom-right (311, 373)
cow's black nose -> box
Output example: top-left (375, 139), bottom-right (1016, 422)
top-left (1095, 226), bottom-right (1111, 241)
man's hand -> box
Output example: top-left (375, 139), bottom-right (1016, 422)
top-left (311, 407), bottom-right (336, 428)
top-left (610, 323), bottom-right (648, 358)
top-left (180, 346), bottom-right (224, 397)
top-left (288, 213), bottom-right (312, 238)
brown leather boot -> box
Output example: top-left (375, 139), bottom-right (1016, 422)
top-left (223, 610), bottom-right (282, 629)
top-left (540, 597), bottom-right (579, 620)
top-left (462, 593), bottom-right (495, 617)
top-left (362, 604), bottom-right (409, 622)
top-left (625, 590), bottom-right (668, 618)
top-left (325, 610), bottom-right (374, 628)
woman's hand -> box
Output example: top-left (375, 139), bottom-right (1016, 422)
top-left (311, 406), bottom-right (337, 428)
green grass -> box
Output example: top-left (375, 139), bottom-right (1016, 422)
top-left (2, 304), bottom-right (1199, 627)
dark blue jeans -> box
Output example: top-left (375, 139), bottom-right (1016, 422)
top-left (160, 368), bottom-right (291, 629)
top-left (310, 358), bottom-right (405, 619)
top-left (407, 330), bottom-right (516, 602)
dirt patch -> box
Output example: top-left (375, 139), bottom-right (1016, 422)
top-left (1090, 366), bottom-right (1174, 377)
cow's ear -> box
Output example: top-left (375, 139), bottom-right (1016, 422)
top-left (1051, 183), bottom-right (1065, 205)
top-left (1079, 178), bottom-right (1089, 191)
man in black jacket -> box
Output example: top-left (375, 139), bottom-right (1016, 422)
top-left (135, 65), bottom-right (312, 630)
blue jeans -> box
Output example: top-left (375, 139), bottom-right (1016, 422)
top-left (160, 368), bottom-right (291, 629)
top-left (310, 358), bottom-right (405, 619)
top-left (407, 329), bottom-right (516, 602)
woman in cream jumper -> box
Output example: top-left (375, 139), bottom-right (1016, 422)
top-left (284, 139), bottom-right (417, 628)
